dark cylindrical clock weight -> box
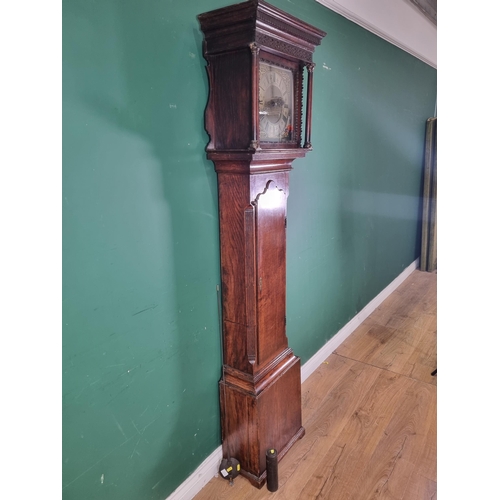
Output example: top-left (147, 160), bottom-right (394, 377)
top-left (266, 448), bottom-right (279, 492)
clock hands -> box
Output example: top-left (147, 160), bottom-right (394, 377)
top-left (259, 97), bottom-right (285, 116)
top-left (268, 97), bottom-right (284, 107)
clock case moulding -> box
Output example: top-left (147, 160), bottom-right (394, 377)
top-left (198, 0), bottom-right (325, 488)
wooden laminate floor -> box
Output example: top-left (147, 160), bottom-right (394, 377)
top-left (194, 270), bottom-right (437, 500)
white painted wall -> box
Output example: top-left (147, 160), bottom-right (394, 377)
top-left (315, 0), bottom-right (437, 68)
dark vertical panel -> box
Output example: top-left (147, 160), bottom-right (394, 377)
top-left (421, 117), bottom-right (437, 272)
top-left (213, 50), bottom-right (253, 150)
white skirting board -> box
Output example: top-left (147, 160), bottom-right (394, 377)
top-left (165, 445), bottom-right (223, 500)
top-left (165, 258), bottom-right (418, 500)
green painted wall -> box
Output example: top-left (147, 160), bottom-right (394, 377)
top-left (62, 0), bottom-right (436, 498)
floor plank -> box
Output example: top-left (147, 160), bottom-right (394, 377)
top-left (347, 380), bottom-right (435, 500)
top-left (319, 372), bottom-right (413, 500)
top-left (402, 470), bottom-right (437, 500)
top-left (337, 271), bottom-right (437, 385)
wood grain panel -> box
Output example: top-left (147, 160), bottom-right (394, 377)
top-left (402, 470), bottom-right (437, 500)
top-left (218, 172), bottom-right (250, 326)
top-left (255, 180), bottom-right (288, 365)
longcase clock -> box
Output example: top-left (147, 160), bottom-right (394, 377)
top-left (198, 0), bottom-right (325, 488)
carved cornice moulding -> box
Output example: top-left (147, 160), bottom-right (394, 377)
top-left (315, 0), bottom-right (437, 68)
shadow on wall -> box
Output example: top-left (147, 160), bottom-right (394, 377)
top-left (63, 1), bottom-right (221, 499)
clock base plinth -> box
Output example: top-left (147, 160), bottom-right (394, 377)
top-left (220, 352), bottom-right (304, 487)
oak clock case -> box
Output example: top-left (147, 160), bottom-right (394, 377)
top-left (198, 0), bottom-right (325, 489)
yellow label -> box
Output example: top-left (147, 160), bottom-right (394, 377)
top-left (237, 464), bottom-right (240, 471)
top-left (227, 466), bottom-right (233, 472)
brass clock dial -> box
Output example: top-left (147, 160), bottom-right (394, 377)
top-left (259, 62), bottom-right (294, 143)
